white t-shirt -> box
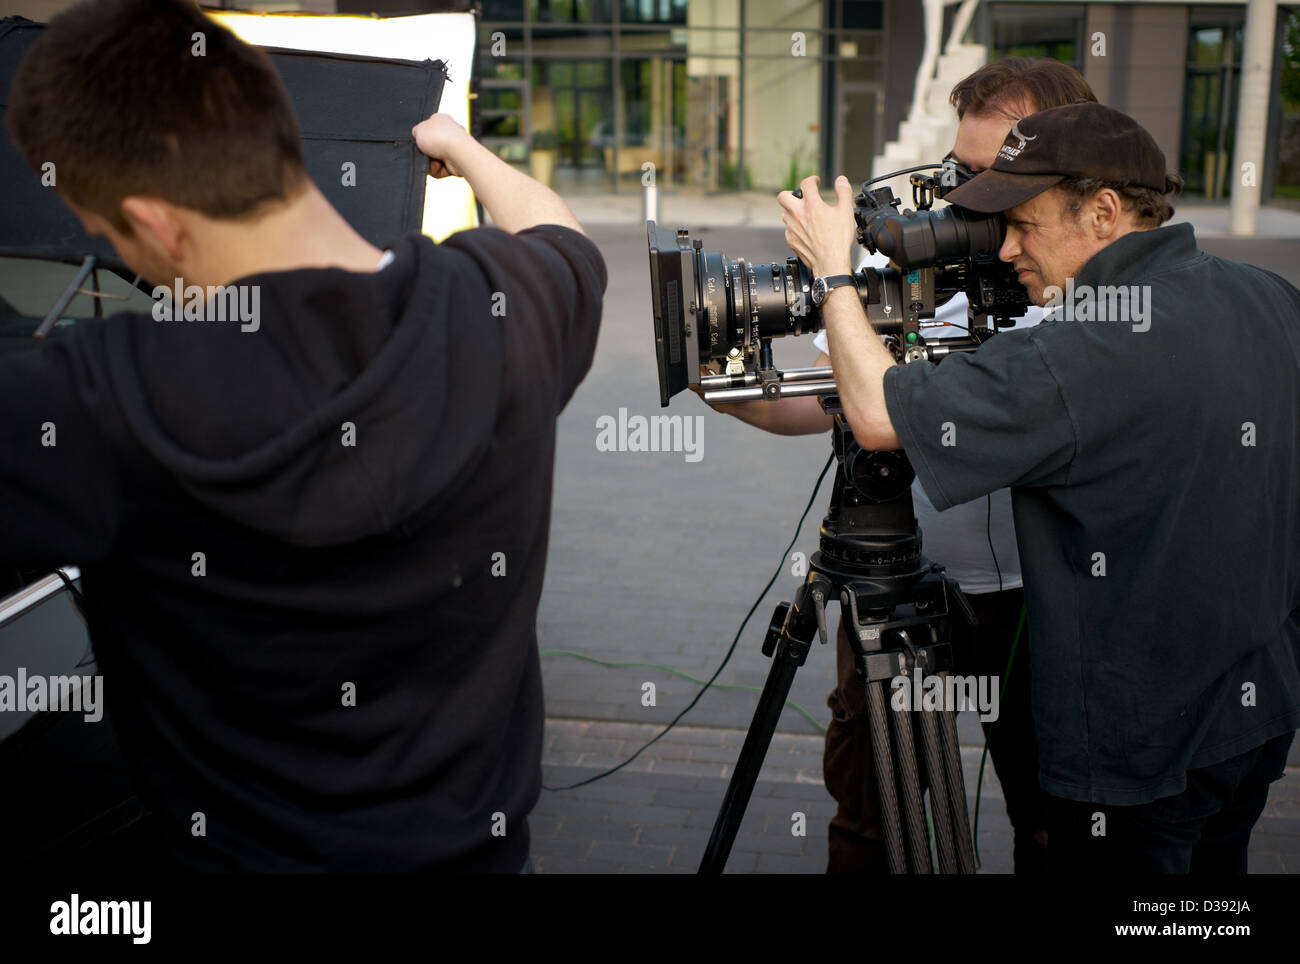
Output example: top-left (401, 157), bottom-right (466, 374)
top-left (812, 250), bottom-right (1043, 593)
top-left (377, 249), bottom-right (396, 271)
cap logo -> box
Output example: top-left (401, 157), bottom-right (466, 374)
top-left (1010, 119), bottom-right (1037, 150)
top-left (998, 119), bottom-right (1038, 163)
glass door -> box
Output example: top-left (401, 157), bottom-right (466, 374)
top-left (618, 57), bottom-right (687, 189)
top-left (1180, 22), bottom-right (1243, 200)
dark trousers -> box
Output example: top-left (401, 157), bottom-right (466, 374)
top-left (824, 586), bottom-right (1047, 873)
top-left (1046, 730), bottom-right (1294, 874)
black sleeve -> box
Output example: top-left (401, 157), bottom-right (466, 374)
top-left (0, 333), bottom-right (122, 570)
top-left (512, 224), bottom-right (607, 405)
top-left (442, 223), bottom-right (607, 410)
top-left (883, 328), bottom-right (1077, 510)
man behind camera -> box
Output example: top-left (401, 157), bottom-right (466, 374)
top-left (779, 101), bottom-right (1300, 873)
top-left (707, 58), bottom-right (1103, 873)
top-left (2, 0), bottom-right (604, 871)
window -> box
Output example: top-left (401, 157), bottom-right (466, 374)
top-left (988, 3), bottom-right (1084, 70)
top-left (1179, 17), bottom-right (1244, 199)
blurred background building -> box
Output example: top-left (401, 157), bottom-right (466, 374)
top-left (5, 0), bottom-right (1299, 204)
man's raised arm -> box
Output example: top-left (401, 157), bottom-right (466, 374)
top-left (777, 174), bottom-right (900, 450)
top-left (412, 113), bottom-right (584, 236)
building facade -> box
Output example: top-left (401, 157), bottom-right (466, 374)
top-left (463, 0), bottom-right (1300, 202)
top-left (7, 0), bottom-right (1298, 201)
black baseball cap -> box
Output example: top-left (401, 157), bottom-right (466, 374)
top-left (943, 101), bottom-right (1169, 213)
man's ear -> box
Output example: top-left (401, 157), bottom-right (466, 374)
top-left (119, 196), bottom-right (186, 262)
top-left (1090, 189), bottom-right (1126, 239)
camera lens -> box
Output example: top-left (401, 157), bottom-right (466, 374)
top-left (862, 205), bottom-right (1006, 268)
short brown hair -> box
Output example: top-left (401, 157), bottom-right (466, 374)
top-left (949, 56), bottom-right (1096, 120)
top-left (7, 0), bottom-right (306, 232)
top-left (1056, 172), bottom-right (1186, 228)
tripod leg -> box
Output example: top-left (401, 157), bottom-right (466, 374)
top-left (699, 631), bottom-right (810, 874)
top-left (863, 680), bottom-right (907, 874)
top-left (937, 693), bottom-right (976, 873)
top-left (887, 700), bottom-right (933, 873)
top-left (917, 705), bottom-right (958, 873)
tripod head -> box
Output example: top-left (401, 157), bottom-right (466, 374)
top-left (764, 393), bottom-right (976, 665)
top-left (820, 393), bottom-right (922, 576)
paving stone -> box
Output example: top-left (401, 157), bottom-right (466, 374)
top-left (589, 840), bottom-right (676, 869)
top-left (1248, 852), bottom-right (1286, 874)
top-left (733, 830), bottom-right (809, 856)
top-left (526, 813), bottom-right (563, 838)
top-left (617, 804), bottom-right (693, 827)
top-left (529, 834), bottom-right (593, 859)
top-left (647, 759), bottom-right (727, 778)
top-left (756, 852), bottom-right (823, 874)
top-left (556, 817), bottom-right (640, 844)
top-left (535, 796), bottom-right (615, 821)
top-left (686, 744), bottom-right (745, 764)
top-left (1249, 832), bottom-right (1300, 858)
top-left (684, 807), bottom-right (729, 830)
top-left (535, 857), bottom-right (629, 874)
top-left (651, 788), bottom-right (724, 811)
top-left (716, 850), bottom-right (761, 874)
top-left (635, 824), bottom-right (711, 849)
top-left (548, 736), bottom-right (623, 755)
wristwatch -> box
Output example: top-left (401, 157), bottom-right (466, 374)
top-left (811, 274), bottom-right (856, 306)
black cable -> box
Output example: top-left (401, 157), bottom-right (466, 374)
top-left (55, 567), bottom-right (86, 619)
top-left (985, 494), bottom-right (1003, 595)
top-left (53, 568), bottom-right (96, 668)
top-left (543, 452), bottom-right (836, 792)
top-left (972, 491), bottom-right (1017, 868)
top-left (972, 604), bottom-right (1027, 868)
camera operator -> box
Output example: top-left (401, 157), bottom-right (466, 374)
top-left (2, 0), bottom-right (605, 871)
top-left (702, 58), bottom-right (1099, 874)
top-left (779, 99), bottom-right (1300, 873)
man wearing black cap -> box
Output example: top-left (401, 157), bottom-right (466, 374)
top-left (778, 101), bottom-right (1300, 873)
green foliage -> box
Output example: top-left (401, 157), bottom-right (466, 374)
top-left (782, 143), bottom-right (819, 193)
top-left (720, 159), bottom-right (754, 191)
top-left (530, 129), bottom-right (559, 151)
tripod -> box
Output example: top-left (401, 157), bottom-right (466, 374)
top-left (699, 398), bottom-right (978, 874)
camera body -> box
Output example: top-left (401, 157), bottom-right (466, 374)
top-left (647, 160), bottom-right (1033, 407)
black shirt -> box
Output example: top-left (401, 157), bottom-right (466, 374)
top-left (884, 222), bottom-right (1300, 805)
top-left (0, 223), bottom-right (606, 868)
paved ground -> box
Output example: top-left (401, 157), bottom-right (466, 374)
top-left (524, 201), bottom-right (1300, 873)
top-left (531, 719), bottom-right (1300, 874)
top-left (532, 719), bottom-right (1018, 874)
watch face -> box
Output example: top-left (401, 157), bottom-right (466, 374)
top-left (812, 277), bottom-right (827, 305)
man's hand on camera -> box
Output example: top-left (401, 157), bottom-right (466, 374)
top-left (412, 113), bottom-right (471, 178)
top-left (777, 174), bottom-right (857, 278)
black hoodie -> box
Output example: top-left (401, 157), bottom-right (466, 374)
top-left (0, 223), bottom-right (606, 870)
